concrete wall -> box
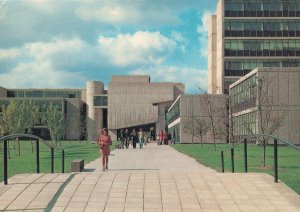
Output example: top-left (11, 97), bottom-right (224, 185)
top-left (216, 0), bottom-right (224, 94)
top-left (65, 98), bottom-right (82, 140)
top-left (108, 76), bottom-right (184, 131)
top-left (208, 15), bottom-right (217, 94)
top-left (257, 68), bottom-right (300, 144)
top-left (0, 87), bottom-right (7, 97)
top-left (86, 81), bottom-right (104, 141)
top-left (173, 94), bottom-right (228, 144)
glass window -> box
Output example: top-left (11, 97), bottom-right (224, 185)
top-left (93, 96), bottom-right (108, 106)
top-left (33, 91), bottom-right (43, 97)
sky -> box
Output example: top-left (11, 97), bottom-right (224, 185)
top-left (0, 0), bottom-right (218, 93)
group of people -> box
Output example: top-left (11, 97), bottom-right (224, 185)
top-left (157, 130), bottom-right (176, 145)
top-left (119, 128), bottom-right (146, 149)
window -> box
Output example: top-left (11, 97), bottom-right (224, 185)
top-left (93, 96), bottom-right (108, 106)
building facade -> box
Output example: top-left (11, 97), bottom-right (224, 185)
top-left (167, 94), bottom-right (228, 144)
top-left (230, 67), bottom-right (300, 144)
top-left (0, 75), bottom-right (183, 141)
top-left (208, 0), bottom-right (300, 94)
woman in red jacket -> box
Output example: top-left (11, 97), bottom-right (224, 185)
top-left (98, 128), bottom-right (112, 171)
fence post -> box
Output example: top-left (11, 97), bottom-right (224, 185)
top-left (244, 139), bottom-right (248, 173)
top-left (221, 151), bottom-right (224, 173)
top-left (274, 139), bottom-right (278, 183)
top-left (4, 139), bottom-right (8, 185)
top-left (62, 150), bottom-right (65, 173)
top-left (51, 148), bottom-right (54, 173)
top-left (36, 139), bottom-right (40, 173)
top-left (231, 148), bottom-right (234, 173)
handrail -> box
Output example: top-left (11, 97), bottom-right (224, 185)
top-left (1, 133), bottom-right (65, 185)
top-left (0, 133), bottom-right (64, 151)
top-left (220, 133), bottom-right (300, 183)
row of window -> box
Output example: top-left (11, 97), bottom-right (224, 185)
top-left (230, 75), bottom-right (256, 105)
top-left (225, 1), bottom-right (300, 17)
top-left (7, 90), bottom-right (81, 98)
top-left (224, 60), bottom-right (300, 77)
top-left (225, 40), bottom-right (300, 57)
top-left (232, 112), bottom-right (257, 136)
top-left (225, 20), bottom-right (300, 37)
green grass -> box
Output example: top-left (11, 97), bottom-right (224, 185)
top-left (0, 140), bottom-right (117, 182)
top-left (172, 143), bottom-right (300, 195)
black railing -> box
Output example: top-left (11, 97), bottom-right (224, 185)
top-left (220, 134), bottom-right (300, 183)
top-left (1, 134), bottom-right (65, 185)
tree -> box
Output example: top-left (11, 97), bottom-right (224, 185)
top-left (199, 87), bottom-right (218, 150)
top-left (42, 103), bottom-right (66, 146)
top-left (245, 76), bottom-right (286, 167)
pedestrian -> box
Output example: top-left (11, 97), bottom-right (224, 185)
top-left (168, 131), bottom-right (172, 145)
top-left (97, 128), bottom-right (112, 171)
top-left (163, 130), bottom-right (168, 145)
top-left (159, 131), bottom-right (163, 145)
top-left (156, 133), bottom-right (160, 145)
top-left (172, 130), bottom-right (176, 144)
top-left (124, 128), bottom-right (130, 149)
top-left (119, 128), bottom-right (124, 149)
top-left (131, 128), bottom-right (138, 149)
top-left (138, 128), bottom-right (144, 148)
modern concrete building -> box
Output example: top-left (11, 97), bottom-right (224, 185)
top-left (107, 76), bottom-right (184, 140)
top-left (0, 75), bottom-right (183, 141)
top-left (167, 94), bottom-right (228, 144)
top-left (208, 0), bottom-right (300, 94)
top-left (229, 67), bottom-right (300, 144)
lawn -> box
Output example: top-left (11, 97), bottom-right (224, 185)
top-left (0, 140), bottom-right (118, 182)
top-left (172, 143), bottom-right (300, 195)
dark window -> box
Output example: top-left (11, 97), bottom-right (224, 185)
top-left (93, 96), bottom-right (108, 106)
top-left (7, 91), bottom-right (16, 97)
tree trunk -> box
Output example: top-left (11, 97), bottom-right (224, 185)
top-left (200, 134), bottom-right (203, 147)
top-left (17, 138), bottom-right (20, 156)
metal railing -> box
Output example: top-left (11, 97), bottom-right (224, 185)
top-left (220, 134), bottom-right (300, 183)
top-left (1, 134), bottom-right (65, 185)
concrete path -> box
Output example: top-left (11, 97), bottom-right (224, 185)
top-left (0, 143), bottom-right (300, 212)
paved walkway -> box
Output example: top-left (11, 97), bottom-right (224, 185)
top-left (0, 143), bottom-right (300, 212)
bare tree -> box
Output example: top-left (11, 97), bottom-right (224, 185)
top-left (183, 117), bottom-right (209, 146)
top-left (245, 76), bottom-right (286, 167)
top-left (198, 87), bottom-right (218, 150)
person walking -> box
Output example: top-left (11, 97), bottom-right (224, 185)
top-left (97, 128), bottom-right (112, 171)
top-left (138, 128), bottom-right (144, 149)
top-left (119, 128), bottom-right (124, 149)
top-left (163, 130), bottom-right (168, 145)
top-left (124, 128), bottom-right (130, 149)
top-left (131, 128), bottom-right (138, 149)
top-left (159, 131), bottom-right (163, 145)
top-left (171, 130), bottom-right (176, 144)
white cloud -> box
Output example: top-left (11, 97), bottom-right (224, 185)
top-left (0, 48), bottom-right (21, 60)
top-left (197, 11), bottom-right (213, 58)
top-left (76, 0), bottom-right (202, 26)
top-left (98, 31), bottom-right (177, 67)
top-left (130, 66), bottom-right (208, 93)
top-left (0, 61), bottom-right (85, 88)
top-left (0, 38), bottom-right (95, 88)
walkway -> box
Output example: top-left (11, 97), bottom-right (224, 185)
top-left (0, 143), bottom-right (300, 211)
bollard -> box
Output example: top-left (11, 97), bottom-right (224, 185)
top-left (221, 151), bottom-right (224, 173)
top-left (51, 148), bottom-right (54, 173)
top-left (244, 139), bottom-right (248, 173)
top-left (231, 148), bottom-right (235, 173)
top-left (36, 139), bottom-right (40, 173)
top-left (274, 139), bottom-right (278, 183)
top-left (62, 150), bottom-right (65, 173)
top-left (4, 140), bottom-right (8, 185)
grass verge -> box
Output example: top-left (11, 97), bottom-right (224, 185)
top-left (172, 143), bottom-right (300, 195)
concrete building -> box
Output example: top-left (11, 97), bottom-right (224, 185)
top-left (229, 67), bottom-right (300, 144)
top-left (208, 0), bottom-right (300, 94)
top-left (167, 94), bottom-right (228, 144)
top-left (107, 76), bottom-right (184, 140)
top-left (0, 75), bottom-right (183, 141)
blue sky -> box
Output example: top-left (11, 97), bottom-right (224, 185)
top-left (0, 0), bottom-right (218, 93)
